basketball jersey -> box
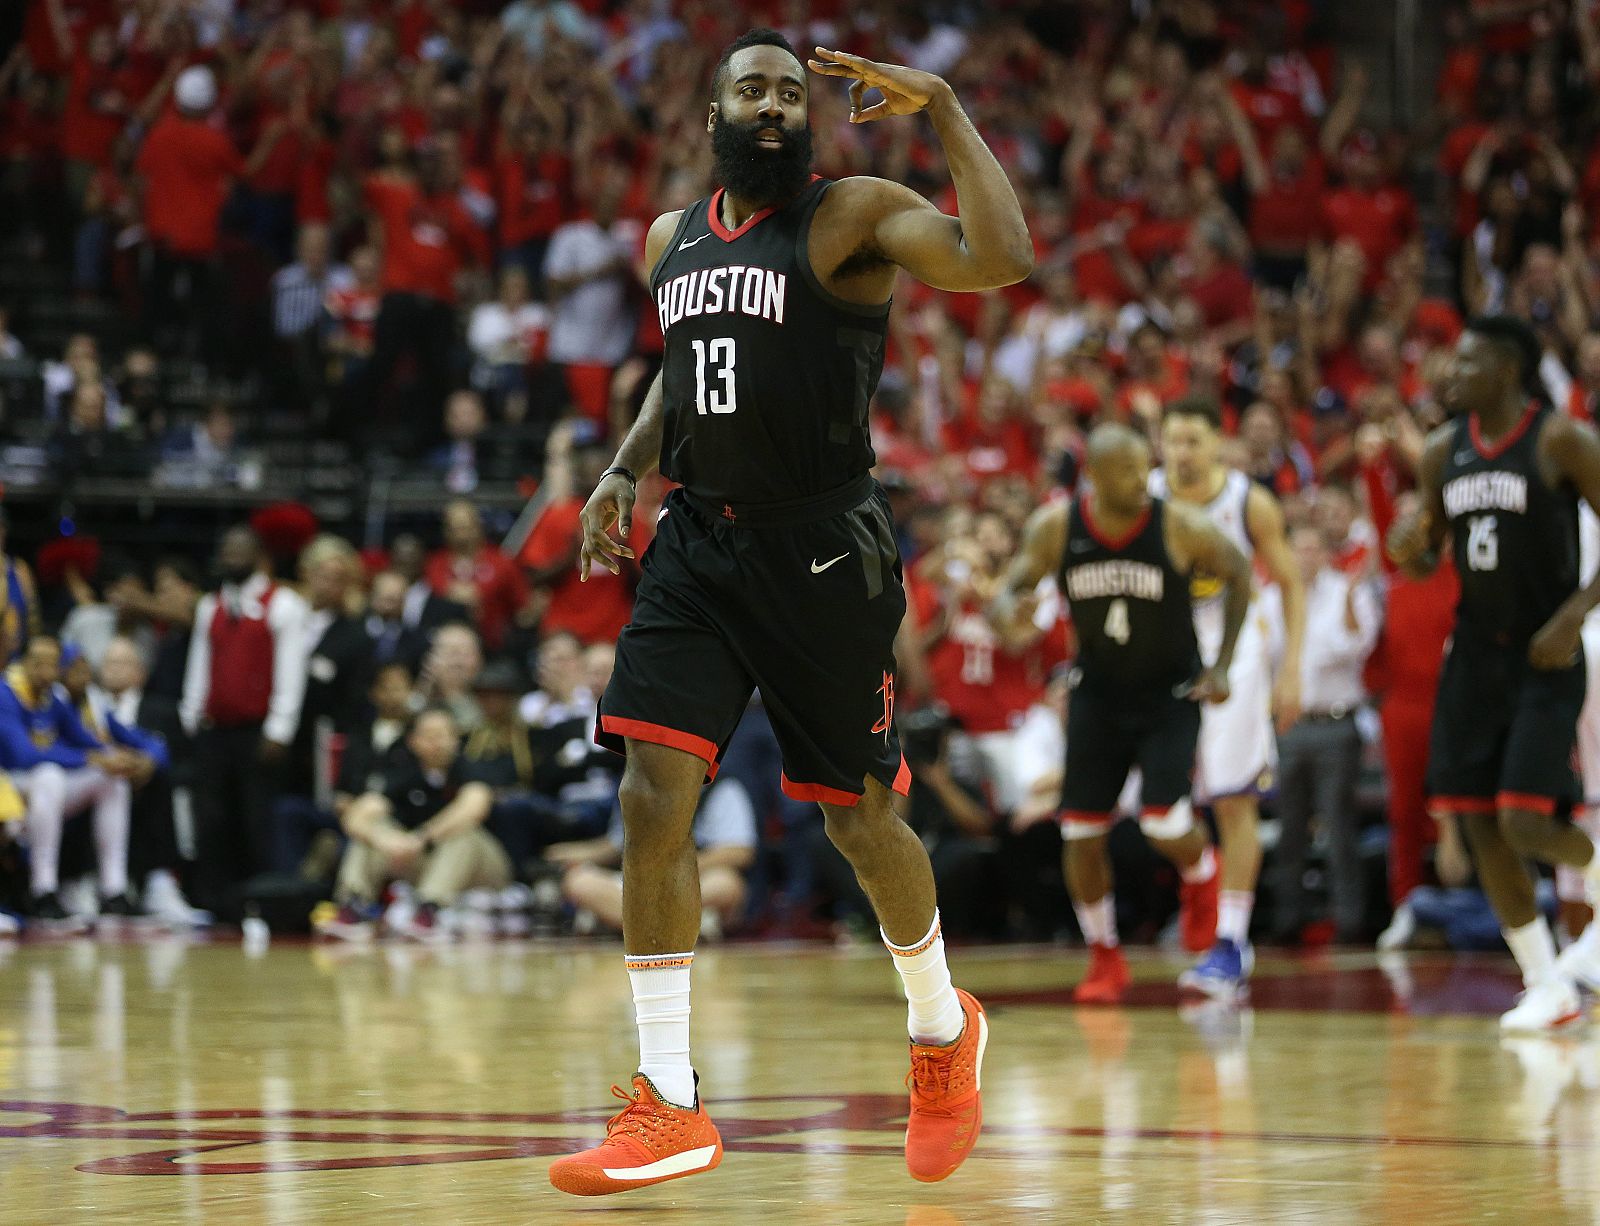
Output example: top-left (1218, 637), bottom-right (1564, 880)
top-left (650, 178), bottom-right (888, 505)
top-left (1149, 466), bottom-right (1256, 653)
top-left (1440, 403), bottom-right (1578, 646)
top-left (1058, 496), bottom-right (1198, 691)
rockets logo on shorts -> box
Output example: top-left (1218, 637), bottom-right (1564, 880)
top-left (873, 671), bottom-right (895, 742)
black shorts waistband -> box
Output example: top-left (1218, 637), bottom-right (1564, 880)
top-left (679, 474), bottom-right (876, 527)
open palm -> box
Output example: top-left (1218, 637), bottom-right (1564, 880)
top-left (807, 47), bottom-right (944, 123)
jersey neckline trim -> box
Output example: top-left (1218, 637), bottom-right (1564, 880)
top-left (1469, 401), bottom-right (1539, 460)
top-left (1080, 495), bottom-right (1151, 551)
top-left (707, 189), bottom-right (776, 241)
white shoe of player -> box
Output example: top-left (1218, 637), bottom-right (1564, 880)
top-left (1555, 916), bottom-right (1600, 993)
top-left (1500, 977), bottom-right (1584, 1033)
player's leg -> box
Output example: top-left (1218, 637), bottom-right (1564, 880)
top-left (1182, 640), bottom-right (1272, 996)
top-left (549, 497), bottom-right (749, 1197)
top-left (1135, 693), bottom-right (1218, 953)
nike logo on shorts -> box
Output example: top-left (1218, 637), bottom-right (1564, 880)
top-left (811, 553), bottom-right (849, 574)
top-left (679, 234), bottom-right (711, 251)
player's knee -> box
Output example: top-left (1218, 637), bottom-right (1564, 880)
top-left (28, 763), bottom-right (66, 806)
top-left (1139, 798), bottom-right (1195, 842)
top-left (1497, 807), bottom-right (1551, 852)
top-left (616, 772), bottom-right (697, 849)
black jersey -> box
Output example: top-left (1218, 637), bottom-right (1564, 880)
top-left (650, 178), bottom-right (888, 505)
top-left (1439, 403), bottom-right (1579, 646)
top-left (1058, 496), bottom-right (1199, 691)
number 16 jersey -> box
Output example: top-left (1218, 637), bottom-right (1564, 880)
top-left (1439, 402), bottom-right (1578, 646)
top-left (650, 178), bottom-right (889, 506)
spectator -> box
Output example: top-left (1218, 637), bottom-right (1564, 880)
top-left (179, 526), bottom-right (310, 919)
top-left (1272, 523), bottom-right (1381, 944)
top-left (549, 776), bottom-right (757, 941)
top-left (88, 634), bottom-right (206, 926)
top-left (325, 242), bottom-right (383, 430)
top-left (418, 621), bottom-right (484, 734)
top-left (292, 535), bottom-right (374, 805)
top-left (543, 161), bottom-right (642, 425)
top-left (271, 222), bottom-right (353, 413)
top-left (390, 533), bottom-right (471, 637)
top-left (424, 500), bottom-right (531, 653)
top-left (157, 401), bottom-right (259, 489)
top-left (519, 435), bottom-right (636, 645)
top-left (316, 706), bottom-right (511, 942)
top-left (426, 390), bottom-right (501, 492)
top-left (363, 570), bottom-right (434, 670)
top-left (519, 630), bottom-right (592, 729)
top-left (467, 264), bottom-right (551, 422)
top-left (0, 636), bottom-right (136, 925)
top-left (60, 557), bottom-right (158, 671)
top-left (52, 382), bottom-right (147, 481)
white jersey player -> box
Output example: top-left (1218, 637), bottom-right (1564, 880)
top-left (1152, 395), bottom-right (1305, 997)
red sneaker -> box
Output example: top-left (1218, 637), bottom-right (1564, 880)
top-left (1073, 943), bottom-right (1130, 1004)
top-left (1179, 858), bottom-right (1220, 953)
top-left (548, 1074), bottom-right (722, 1196)
top-left (905, 988), bottom-right (987, 1183)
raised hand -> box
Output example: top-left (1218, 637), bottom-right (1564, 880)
top-left (806, 47), bottom-right (948, 123)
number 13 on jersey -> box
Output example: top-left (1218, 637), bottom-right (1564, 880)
top-left (693, 338), bottom-right (737, 415)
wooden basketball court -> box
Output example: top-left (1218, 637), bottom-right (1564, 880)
top-left (2, 933), bottom-right (1597, 1223)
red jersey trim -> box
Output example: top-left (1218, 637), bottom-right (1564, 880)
top-left (1060, 809), bottom-right (1113, 826)
top-left (1429, 793), bottom-right (1497, 815)
top-left (1469, 402), bottom-right (1538, 460)
top-left (780, 772), bottom-right (863, 806)
top-left (893, 756), bottom-right (912, 796)
top-left (707, 189), bottom-right (776, 241)
top-left (1080, 496), bottom-right (1150, 552)
top-left (1498, 791), bottom-right (1557, 816)
top-left (598, 716), bottom-right (720, 780)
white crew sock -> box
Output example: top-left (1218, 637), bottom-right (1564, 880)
top-left (1504, 917), bottom-right (1559, 988)
top-left (626, 952), bottom-right (696, 1109)
top-left (1072, 894), bottom-right (1118, 948)
top-left (1217, 890), bottom-right (1254, 945)
top-left (1180, 846), bottom-right (1217, 885)
top-left (883, 910), bottom-right (964, 1046)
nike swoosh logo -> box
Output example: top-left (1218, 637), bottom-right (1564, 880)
top-left (679, 234), bottom-right (711, 251)
top-left (811, 553), bottom-right (849, 574)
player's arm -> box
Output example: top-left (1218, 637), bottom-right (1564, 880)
top-left (1167, 502), bottom-right (1252, 703)
top-left (1385, 424), bottom-right (1452, 577)
top-left (988, 503), bottom-right (1067, 651)
top-left (1246, 484), bottom-right (1305, 731)
top-left (1531, 415), bottom-right (1600, 668)
top-left (576, 212), bottom-right (680, 581)
top-left (807, 49), bottom-right (1033, 291)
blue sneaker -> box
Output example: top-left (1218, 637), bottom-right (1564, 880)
top-left (1179, 938), bottom-right (1253, 1000)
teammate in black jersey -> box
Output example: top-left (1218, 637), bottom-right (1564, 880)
top-left (1389, 315), bottom-right (1600, 1032)
top-left (551, 30), bottom-right (1031, 1196)
top-left (991, 425), bottom-right (1252, 1005)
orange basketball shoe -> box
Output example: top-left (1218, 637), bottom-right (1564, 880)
top-left (1179, 859), bottom-right (1221, 953)
top-left (547, 1074), bottom-right (723, 1196)
top-left (1073, 943), bottom-right (1130, 1004)
top-left (905, 988), bottom-right (987, 1183)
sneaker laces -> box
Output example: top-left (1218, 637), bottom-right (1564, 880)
top-left (906, 1050), bottom-right (956, 1115)
top-left (604, 1083), bottom-right (674, 1142)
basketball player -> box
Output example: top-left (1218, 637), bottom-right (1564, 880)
top-left (1153, 395), bottom-right (1306, 998)
top-left (1554, 503), bottom-right (1600, 941)
top-left (548, 31), bottom-right (1033, 1196)
top-left (992, 424), bottom-right (1251, 1004)
top-left (1390, 316), bottom-right (1600, 1030)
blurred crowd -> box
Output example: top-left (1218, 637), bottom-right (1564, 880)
top-left (4, 0), bottom-right (1600, 947)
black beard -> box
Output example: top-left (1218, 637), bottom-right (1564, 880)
top-left (711, 116), bottom-right (814, 208)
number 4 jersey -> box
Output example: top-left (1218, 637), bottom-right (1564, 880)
top-left (1440, 402), bottom-right (1578, 645)
top-left (1058, 496), bottom-right (1199, 692)
top-left (651, 178), bottom-right (888, 505)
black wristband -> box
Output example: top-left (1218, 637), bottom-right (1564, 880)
top-left (601, 465), bottom-right (637, 487)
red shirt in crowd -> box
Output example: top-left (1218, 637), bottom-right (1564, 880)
top-left (325, 282), bottom-right (379, 355)
top-left (424, 545), bottom-right (529, 654)
top-left (910, 584), bottom-right (1068, 734)
top-left (1249, 155), bottom-right (1327, 253)
top-left (1320, 183), bottom-right (1416, 290)
top-left (517, 498), bottom-right (634, 646)
top-left (1228, 79), bottom-right (1309, 148)
top-left (61, 50), bottom-right (128, 165)
top-left (497, 150), bottom-right (570, 248)
top-left (364, 174), bottom-right (488, 304)
top-left (134, 111), bottom-right (244, 257)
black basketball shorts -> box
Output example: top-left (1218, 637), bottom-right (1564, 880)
top-left (1060, 675), bottom-right (1201, 830)
top-left (1427, 634), bottom-right (1585, 816)
top-left (597, 475), bottom-right (910, 806)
